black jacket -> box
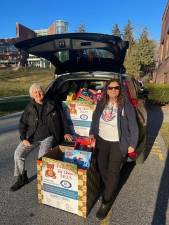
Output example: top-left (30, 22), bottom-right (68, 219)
top-left (19, 99), bottom-right (70, 144)
top-left (89, 98), bottom-right (139, 157)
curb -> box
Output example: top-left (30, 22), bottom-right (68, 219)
top-left (0, 95), bottom-right (28, 101)
top-left (0, 112), bottom-right (23, 120)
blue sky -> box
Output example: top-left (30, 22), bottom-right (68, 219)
top-left (1, 0), bottom-right (168, 41)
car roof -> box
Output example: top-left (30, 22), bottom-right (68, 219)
top-left (15, 33), bottom-right (129, 74)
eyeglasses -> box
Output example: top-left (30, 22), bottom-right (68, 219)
top-left (107, 86), bottom-right (120, 90)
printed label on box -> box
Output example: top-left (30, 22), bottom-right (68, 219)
top-left (63, 101), bottom-right (95, 121)
top-left (41, 160), bottom-right (78, 214)
top-left (62, 101), bottom-right (96, 136)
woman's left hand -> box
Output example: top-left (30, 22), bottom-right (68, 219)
top-left (64, 134), bottom-right (73, 142)
top-left (128, 146), bottom-right (135, 153)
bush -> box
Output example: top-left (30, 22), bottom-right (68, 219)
top-left (145, 83), bottom-right (169, 104)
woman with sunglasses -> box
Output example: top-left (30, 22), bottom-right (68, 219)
top-left (89, 79), bottom-right (138, 220)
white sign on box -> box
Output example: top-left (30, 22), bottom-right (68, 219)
top-left (41, 160), bottom-right (78, 214)
top-left (62, 101), bottom-right (96, 136)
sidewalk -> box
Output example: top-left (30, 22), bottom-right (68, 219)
top-left (160, 105), bottom-right (169, 149)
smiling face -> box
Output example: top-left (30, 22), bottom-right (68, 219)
top-left (107, 81), bottom-right (120, 100)
top-left (31, 88), bottom-right (44, 104)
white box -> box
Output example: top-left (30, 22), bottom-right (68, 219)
top-left (62, 101), bottom-right (96, 136)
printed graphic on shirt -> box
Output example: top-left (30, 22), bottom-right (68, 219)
top-left (101, 105), bottom-right (118, 122)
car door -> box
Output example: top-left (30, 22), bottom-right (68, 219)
top-left (15, 33), bottom-right (129, 75)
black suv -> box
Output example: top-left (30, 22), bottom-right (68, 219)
top-left (15, 33), bottom-right (147, 162)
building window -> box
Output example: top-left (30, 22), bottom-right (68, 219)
top-left (166, 32), bottom-right (169, 58)
top-left (160, 42), bottom-right (164, 63)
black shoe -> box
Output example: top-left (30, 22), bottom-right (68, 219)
top-left (22, 170), bottom-right (29, 184)
top-left (10, 171), bottom-right (29, 192)
top-left (96, 201), bottom-right (113, 220)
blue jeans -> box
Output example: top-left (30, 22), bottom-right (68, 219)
top-left (14, 136), bottom-right (54, 176)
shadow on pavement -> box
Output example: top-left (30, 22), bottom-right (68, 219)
top-left (151, 152), bottom-right (169, 225)
top-left (119, 161), bottom-right (136, 190)
top-left (143, 104), bottom-right (163, 162)
top-left (29, 174), bottom-right (37, 183)
top-left (102, 161), bottom-right (136, 221)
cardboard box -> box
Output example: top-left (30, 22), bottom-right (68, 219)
top-left (62, 101), bottom-right (96, 137)
top-left (37, 146), bottom-right (100, 218)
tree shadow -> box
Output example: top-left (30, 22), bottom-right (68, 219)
top-left (98, 161), bottom-right (136, 223)
top-left (106, 161), bottom-right (136, 205)
top-left (139, 104), bottom-right (163, 162)
top-left (151, 152), bottom-right (169, 225)
top-left (119, 161), bottom-right (136, 192)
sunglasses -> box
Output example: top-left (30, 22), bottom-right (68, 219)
top-left (107, 86), bottom-right (120, 90)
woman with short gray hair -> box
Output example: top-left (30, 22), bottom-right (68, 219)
top-left (29, 83), bottom-right (45, 98)
top-left (10, 83), bottom-right (72, 191)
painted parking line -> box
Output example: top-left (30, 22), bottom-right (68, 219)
top-left (151, 151), bottom-right (164, 161)
top-left (146, 133), bottom-right (164, 160)
top-left (151, 147), bottom-right (164, 161)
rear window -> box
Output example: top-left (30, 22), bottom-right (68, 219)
top-left (54, 49), bottom-right (115, 64)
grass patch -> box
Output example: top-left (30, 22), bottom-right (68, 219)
top-left (0, 68), bottom-right (54, 115)
top-left (0, 67), bottom-right (54, 97)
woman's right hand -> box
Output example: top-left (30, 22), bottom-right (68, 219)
top-left (22, 140), bottom-right (32, 147)
top-left (89, 134), bottom-right (95, 142)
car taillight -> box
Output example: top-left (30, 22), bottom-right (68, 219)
top-left (130, 98), bottom-right (139, 108)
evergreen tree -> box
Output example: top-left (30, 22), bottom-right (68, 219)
top-left (124, 43), bottom-right (141, 77)
top-left (123, 20), bottom-right (136, 75)
top-left (137, 28), bottom-right (156, 76)
top-left (125, 28), bottom-right (156, 78)
top-left (112, 24), bottom-right (121, 37)
top-left (123, 20), bottom-right (135, 48)
top-left (76, 24), bottom-right (86, 32)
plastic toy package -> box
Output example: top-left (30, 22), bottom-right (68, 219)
top-left (63, 137), bottom-right (95, 169)
top-left (64, 149), bottom-right (92, 169)
top-left (75, 137), bottom-right (95, 151)
top-left (66, 88), bottom-right (103, 104)
top-left (76, 88), bottom-right (93, 103)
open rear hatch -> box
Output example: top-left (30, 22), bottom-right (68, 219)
top-left (15, 33), bottom-right (129, 74)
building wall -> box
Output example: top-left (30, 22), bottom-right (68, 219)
top-left (15, 23), bottom-right (38, 67)
top-left (0, 20), bottom-right (68, 68)
top-left (34, 29), bottom-right (48, 37)
top-left (16, 23), bottom-right (37, 41)
top-left (155, 0), bottom-right (169, 83)
top-left (48, 23), bottom-right (56, 35)
top-left (0, 38), bottom-right (20, 67)
top-left (48, 20), bottom-right (68, 34)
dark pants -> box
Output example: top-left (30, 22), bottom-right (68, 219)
top-left (96, 136), bottom-right (124, 203)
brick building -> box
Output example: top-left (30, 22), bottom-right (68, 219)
top-left (0, 23), bottom-right (37, 68)
top-left (154, 0), bottom-right (169, 83)
top-left (0, 20), bottom-right (68, 68)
